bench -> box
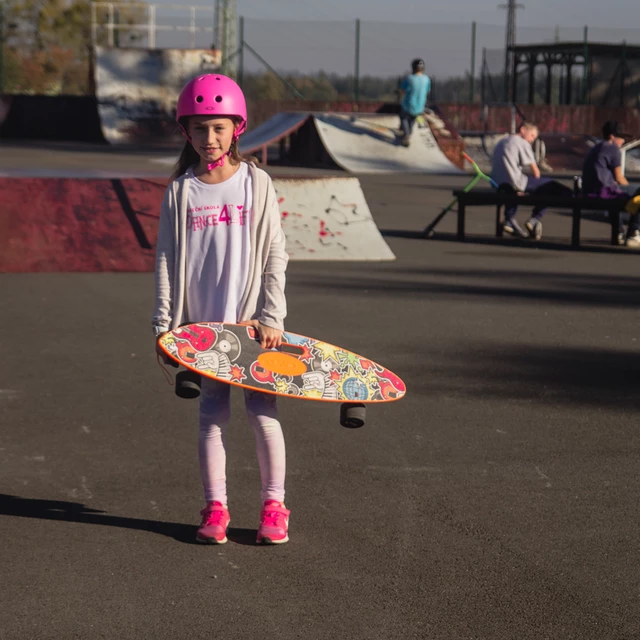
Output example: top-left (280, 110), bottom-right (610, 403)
top-left (445, 190), bottom-right (628, 248)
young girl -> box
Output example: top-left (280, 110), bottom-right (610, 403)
top-left (152, 74), bottom-right (290, 545)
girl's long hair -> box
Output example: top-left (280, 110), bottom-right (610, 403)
top-left (171, 116), bottom-right (252, 180)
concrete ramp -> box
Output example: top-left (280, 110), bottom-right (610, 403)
top-left (0, 178), bottom-right (163, 272)
top-left (0, 175), bottom-right (393, 272)
top-left (315, 114), bottom-right (463, 174)
top-left (135, 110), bottom-right (464, 174)
top-left (275, 177), bottom-right (394, 261)
top-left (240, 113), bottom-right (310, 158)
top-left (94, 46), bottom-right (221, 145)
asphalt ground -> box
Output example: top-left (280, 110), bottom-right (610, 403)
top-left (1, 145), bottom-right (640, 639)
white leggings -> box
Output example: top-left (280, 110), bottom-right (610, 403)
top-left (198, 379), bottom-right (286, 505)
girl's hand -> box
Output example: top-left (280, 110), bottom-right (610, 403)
top-left (244, 320), bottom-right (283, 349)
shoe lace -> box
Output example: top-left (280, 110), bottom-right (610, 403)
top-left (202, 507), bottom-right (227, 527)
top-left (261, 509), bottom-right (286, 528)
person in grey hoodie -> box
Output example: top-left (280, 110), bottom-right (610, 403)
top-left (152, 74), bottom-right (290, 545)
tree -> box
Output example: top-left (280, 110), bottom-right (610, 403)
top-left (254, 72), bottom-right (286, 100)
top-left (3, 0), bottom-right (146, 94)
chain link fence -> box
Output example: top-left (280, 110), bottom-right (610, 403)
top-left (1, 5), bottom-right (639, 100)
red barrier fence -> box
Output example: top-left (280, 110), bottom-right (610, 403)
top-left (3, 95), bottom-right (638, 142)
top-left (439, 104), bottom-right (640, 136)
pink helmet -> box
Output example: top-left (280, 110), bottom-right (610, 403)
top-left (176, 74), bottom-right (247, 136)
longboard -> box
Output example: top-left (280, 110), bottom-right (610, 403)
top-left (158, 322), bottom-right (406, 427)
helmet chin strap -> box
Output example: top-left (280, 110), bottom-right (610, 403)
top-left (207, 152), bottom-right (229, 170)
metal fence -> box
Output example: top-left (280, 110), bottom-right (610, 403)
top-left (90, 3), bottom-right (216, 50)
top-left (240, 20), bottom-right (640, 103)
top-left (1, 6), bottom-right (640, 100)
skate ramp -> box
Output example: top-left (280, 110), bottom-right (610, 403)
top-left (151, 112), bottom-right (311, 168)
top-left (0, 175), bottom-right (393, 272)
top-left (0, 96), bottom-right (105, 143)
top-left (146, 110), bottom-right (463, 174)
top-left (94, 46), bottom-right (221, 145)
top-left (275, 177), bottom-right (394, 261)
top-left (314, 114), bottom-right (463, 174)
top-left (0, 178), bottom-right (163, 272)
top-left (240, 112), bottom-right (310, 156)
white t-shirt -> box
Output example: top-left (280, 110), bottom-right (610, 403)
top-left (185, 163), bottom-right (253, 323)
top-left (491, 135), bottom-right (536, 192)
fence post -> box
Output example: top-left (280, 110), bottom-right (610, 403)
top-left (620, 40), bottom-right (627, 107)
top-left (469, 21), bottom-right (476, 102)
top-left (582, 26), bottom-right (588, 104)
top-left (113, 7), bottom-right (119, 47)
top-left (480, 48), bottom-right (486, 105)
top-left (190, 6), bottom-right (196, 49)
top-left (0, 3), bottom-right (4, 94)
top-left (354, 18), bottom-right (360, 102)
top-left (149, 4), bottom-right (156, 49)
top-left (107, 3), bottom-right (114, 47)
top-left (238, 16), bottom-right (244, 86)
top-left (91, 2), bottom-right (97, 48)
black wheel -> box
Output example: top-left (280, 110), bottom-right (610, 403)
top-left (176, 370), bottom-right (201, 399)
top-left (340, 403), bottom-right (366, 429)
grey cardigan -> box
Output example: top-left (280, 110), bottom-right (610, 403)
top-left (152, 162), bottom-right (288, 335)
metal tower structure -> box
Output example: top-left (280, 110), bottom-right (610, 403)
top-left (215, 0), bottom-right (237, 77)
top-left (499, 0), bottom-right (524, 101)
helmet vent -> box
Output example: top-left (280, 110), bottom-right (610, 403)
top-left (215, 95), bottom-right (223, 103)
top-left (195, 96), bottom-right (203, 103)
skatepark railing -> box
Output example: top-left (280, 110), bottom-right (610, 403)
top-left (91, 2), bottom-right (216, 49)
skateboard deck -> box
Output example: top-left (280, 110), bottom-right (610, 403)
top-left (158, 322), bottom-right (406, 404)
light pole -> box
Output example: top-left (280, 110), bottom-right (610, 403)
top-left (498, 0), bottom-right (524, 102)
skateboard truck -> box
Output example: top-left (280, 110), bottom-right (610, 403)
top-left (340, 403), bottom-right (366, 428)
top-left (175, 369), bottom-right (367, 429)
top-left (174, 374), bottom-right (367, 429)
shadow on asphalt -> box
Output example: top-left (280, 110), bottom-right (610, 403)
top-left (380, 230), bottom-right (635, 255)
top-left (296, 266), bottom-right (640, 309)
top-left (0, 494), bottom-right (258, 546)
top-left (412, 344), bottom-right (640, 411)
top-left (110, 179), bottom-right (154, 250)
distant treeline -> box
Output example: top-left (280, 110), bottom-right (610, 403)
top-left (240, 70), bottom-right (474, 103)
top-left (241, 70), bottom-right (587, 105)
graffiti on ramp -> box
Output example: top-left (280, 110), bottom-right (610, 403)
top-left (275, 177), bottom-right (395, 261)
top-left (94, 46), bottom-right (221, 145)
top-left (0, 175), bottom-right (393, 272)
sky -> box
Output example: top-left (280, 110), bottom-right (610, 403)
top-left (134, 0), bottom-right (639, 77)
top-left (235, 0), bottom-right (637, 29)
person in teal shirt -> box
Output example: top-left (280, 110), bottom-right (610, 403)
top-left (399, 58), bottom-right (431, 147)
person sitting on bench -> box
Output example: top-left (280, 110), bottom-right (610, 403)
top-left (581, 120), bottom-right (640, 249)
top-left (491, 121), bottom-right (572, 240)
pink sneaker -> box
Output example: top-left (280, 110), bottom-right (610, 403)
top-left (196, 501), bottom-right (230, 544)
top-left (257, 500), bottom-right (290, 545)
